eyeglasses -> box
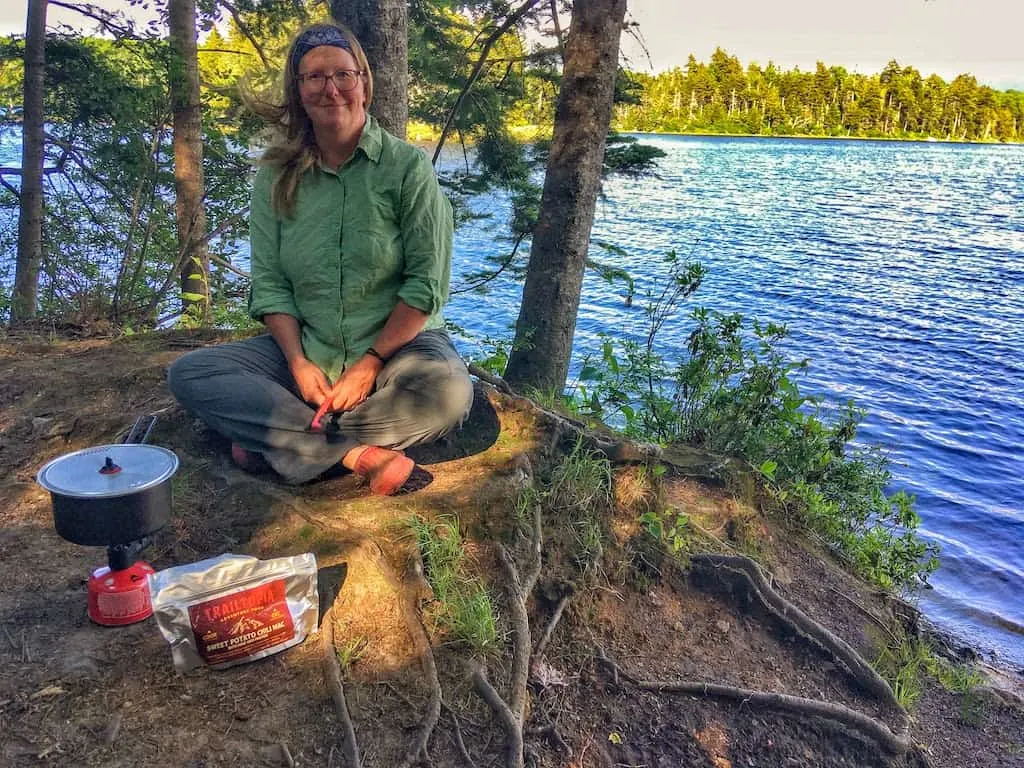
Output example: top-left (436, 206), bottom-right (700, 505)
top-left (296, 70), bottom-right (364, 92)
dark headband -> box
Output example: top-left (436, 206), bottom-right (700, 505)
top-left (290, 25), bottom-right (353, 73)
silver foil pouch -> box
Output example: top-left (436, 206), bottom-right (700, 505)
top-left (149, 553), bottom-right (319, 671)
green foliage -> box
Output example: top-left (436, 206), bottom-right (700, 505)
top-left (546, 437), bottom-right (613, 515)
top-left (466, 330), bottom-right (514, 376)
top-left (574, 255), bottom-right (938, 590)
top-left (615, 50), bottom-right (1024, 143)
top-left (602, 133), bottom-right (666, 178)
top-left (2, 3), bottom-right (662, 326)
top-left (543, 438), bottom-right (613, 575)
top-left (639, 507), bottom-right (690, 557)
top-left (873, 634), bottom-right (986, 722)
top-left (408, 514), bottom-right (499, 651)
top-left (921, 645), bottom-right (987, 725)
top-left (446, 589), bottom-right (499, 650)
top-left (335, 636), bottom-right (369, 677)
top-left (0, 33), bottom-right (253, 327)
top-left (873, 635), bottom-right (929, 710)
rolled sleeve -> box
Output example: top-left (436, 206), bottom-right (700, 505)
top-left (248, 168), bottom-right (300, 321)
top-left (396, 151), bottom-right (453, 315)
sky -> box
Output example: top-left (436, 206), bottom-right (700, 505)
top-left (1, 0), bottom-right (1021, 90)
top-left (621, 0), bottom-right (1024, 90)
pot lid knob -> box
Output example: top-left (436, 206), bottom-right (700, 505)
top-left (99, 456), bottom-right (122, 475)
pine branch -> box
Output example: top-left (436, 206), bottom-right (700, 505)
top-left (432, 0), bottom-right (545, 165)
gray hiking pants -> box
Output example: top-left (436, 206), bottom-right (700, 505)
top-left (167, 330), bottom-right (474, 484)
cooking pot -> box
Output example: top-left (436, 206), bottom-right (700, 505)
top-left (37, 444), bottom-right (180, 547)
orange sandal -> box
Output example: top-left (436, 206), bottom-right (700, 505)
top-left (353, 446), bottom-right (415, 496)
top-left (231, 443), bottom-right (267, 473)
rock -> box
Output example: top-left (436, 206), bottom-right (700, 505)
top-left (715, 619), bottom-right (731, 635)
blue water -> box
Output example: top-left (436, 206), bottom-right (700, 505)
top-left (2, 129), bottom-right (1022, 667)
top-left (447, 135), bottom-right (1024, 668)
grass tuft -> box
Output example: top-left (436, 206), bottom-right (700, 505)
top-left (873, 633), bottom-right (987, 722)
top-left (547, 437), bottom-right (613, 514)
top-left (546, 439), bottom-right (613, 576)
top-left (408, 514), bottom-right (499, 651)
top-left (335, 636), bottom-right (368, 677)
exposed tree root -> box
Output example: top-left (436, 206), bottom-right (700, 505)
top-left (500, 503), bottom-right (543, 722)
top-left (471, 662), bottom-right (525, 768)
top-left (254, 486), bottom-right (439, 768)
top-left (827, 583), bottom-right (902, 647)
top-left (471, 478), bottom-right (543, 768)
top-left (526, 722), bottom-right (572, 759)
top-left (467, 363), bottom-right (513, 394)
top-left (321, 604), bottom-right (362, 768)
top-left (442, 700), bottom-right (479, 768)
top-left (595, 647), bottom-right (913, 757)
top-left (369, 543), bottom-right (444, 768)
top-left (690, 553), bottom-right (906, 719)
top-left (535, 591), bottom-right (571, 659)
top-left (475, 379), bottom-right (736, 482)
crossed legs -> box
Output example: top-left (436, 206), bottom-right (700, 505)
top-left (167, 330), bottom-right (474, 488)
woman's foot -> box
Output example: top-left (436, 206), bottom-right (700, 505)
top-left (231, 443), bottom-right (267, 473)
top-left (351, 446), bottom-right (415, 496)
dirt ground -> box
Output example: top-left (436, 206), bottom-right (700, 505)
top-left (0, 329), bottom-right (1021, 768)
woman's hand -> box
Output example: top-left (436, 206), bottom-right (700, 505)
top-left (323, 355), bottom-right (384, 413)
top-left (289, 356), bottom-right (332, 406)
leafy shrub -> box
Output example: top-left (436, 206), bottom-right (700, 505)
top-left (573, 255), bottom-right (938, 589)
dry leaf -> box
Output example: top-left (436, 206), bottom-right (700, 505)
top-left (530, 658), bottom-right (569, 689)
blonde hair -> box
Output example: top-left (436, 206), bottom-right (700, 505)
top-left (244, 21), bottom-right (374, 217)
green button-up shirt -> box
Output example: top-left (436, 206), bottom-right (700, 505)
top-left (248, 115), bottom-right (453, 382)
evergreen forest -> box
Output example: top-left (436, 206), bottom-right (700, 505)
top-left (1, 35), bottom-right (1021, 143)
top-left (615, 49), bottom-right (1024, 142)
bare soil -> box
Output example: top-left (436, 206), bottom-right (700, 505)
top-left (0, 329), bottom-right (1020, 768)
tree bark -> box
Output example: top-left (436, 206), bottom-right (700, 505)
top-left (330, 0), bottom-right (408, 139)
top-left (11, 0), bottom-right (48, 324)
top-left (168, 0), bottom-right (209, 323)
top-left (503, 0), bottom-right (627, 393)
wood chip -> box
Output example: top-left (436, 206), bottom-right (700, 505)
top-left (30, 685), bottom-right (66, 699)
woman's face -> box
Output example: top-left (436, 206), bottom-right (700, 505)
top-left (296, 45), bottom-right (367, 137)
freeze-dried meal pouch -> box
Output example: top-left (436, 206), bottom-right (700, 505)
top-left (149, 553), bottom-right (319, 671)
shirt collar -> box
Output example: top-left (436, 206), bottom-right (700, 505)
top-left (356, 114), bottom-right (383, 164)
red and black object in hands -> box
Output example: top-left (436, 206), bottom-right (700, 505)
top-left (309, 399), bottom-right (333, 433)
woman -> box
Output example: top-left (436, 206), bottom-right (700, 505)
top-left (168, 21), bottom-right (473, 495)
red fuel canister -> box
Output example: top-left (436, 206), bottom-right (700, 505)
top-left (87, 561), bottom-right (156, 626)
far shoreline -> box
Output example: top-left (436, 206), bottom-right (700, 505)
top-left (2, 120), bottom-right (1021, 149)
top-left (417, 122), bottom-right (1024, 148)
top-left (625, 129), bottom-right (1024, 147)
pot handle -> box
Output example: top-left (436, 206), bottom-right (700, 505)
top-left (124, 414), bottom-right (158, 445)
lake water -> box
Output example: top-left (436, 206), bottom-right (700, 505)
top-left (447, 134), bottom-right (1024, 669)
top-left (2, 129), bottom-right (1022, 668)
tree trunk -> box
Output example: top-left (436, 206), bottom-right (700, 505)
top-left (330, 0), bottom-right (408, 139)
top-left (503, 0), bottom-right (627, 393)
top-left (10, 0), bottom-right (47, 325)
top-left (168, 0), bottom-right (209, 323)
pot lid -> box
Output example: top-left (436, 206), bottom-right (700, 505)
top-left (37, 444), bottom-right (179, 498)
